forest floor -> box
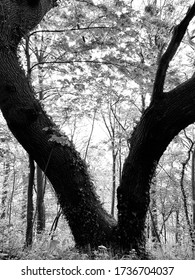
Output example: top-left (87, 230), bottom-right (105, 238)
top-left (0, 243), bottom-right (194, 260)
top-left (0, 226), bottom-right (194, 260)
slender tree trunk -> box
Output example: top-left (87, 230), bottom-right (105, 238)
top-left (1, 161), bottom-right (10, 219)
top-left (21, 174), bottom-right (28, 222)
top-left (36, 165), bottom-right (45, 233)
top-left (180, 142), bottom-right (194, 243)
top-left (111, 150), bottom-right (117, 217)
top-left (102, 102), bottom-right (118, 218)
top-left (150, 183), bottom-right (159, 245)
top-left (25, 156), bottom-right (35, 247)
top-left (175, 209), bottom-right (180, 244)
top-left (191, 148), bottom-right (195, 257)
top-left (25, 31), bottom-right (46, 235)
top-left (84, 110), bottom-right (96, 161)
top-left (164, 220), bottom-right (167, 244)
top-left (118, 137), bottom-right (122, 184)
top-left (8, 168), bottom-right (16, 227)
top-left (36, 59), bottom-right (46, 234)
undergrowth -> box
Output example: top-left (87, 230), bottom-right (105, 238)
top-left (0, 221), bottom-right (194, 260)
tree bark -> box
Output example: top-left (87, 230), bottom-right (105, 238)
top-left (111, 151), bottom-right (117, 217)
top-left (36, 41), bottom-right (46, 234)
top-left (0, 1), bottom-right (117, 249)
top-left (25, 156), bottom-right (35, 247)
top-left (150, 183), bottom-right (159, 245)
top-left (36, 165), bottom-right (45, 234)
top-left (191, 147), bottom-right (195, 257)
top-left (0, 49), bottom-right (116, 247)
top-left (117, 81), bottom-right (195, 251)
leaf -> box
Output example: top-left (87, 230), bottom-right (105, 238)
top-left (49, 134), bottom-right (71, 146)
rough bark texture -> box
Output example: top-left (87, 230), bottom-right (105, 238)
top-left (117, 79), bottom-right (195, 251)
top-left (1, 0), bottom-right (195, 255)
top-left (115, 4), bottom-right (195, 253)
top-left (0, 0), bottom-right (116, 250)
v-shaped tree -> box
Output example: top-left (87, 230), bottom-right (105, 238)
top-left (1, 0), bottom-right (195, 256)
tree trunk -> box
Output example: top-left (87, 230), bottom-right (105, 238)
top-left (1, 161), bottom-right (10, 219)
top-left (36, 48), bottom-right (46, 234)
top-left (0, 43), bottom-right (116, 248)
top-left (175, 209), bottom-right (180, 244)
top-left (191, 148), bottom-right (195, 257)
top-left (1, 0), bottom-right (195, 255)
top-left (111, 149), bottom-right (117, 217)
top-left (36, 165), bottom-right (45, 234)
top-left (21, 174), bottom-right (28, 222)
top-left (25, 156), bottom-right (35, 247)
top-left (0, 1), bottom-right (117, 249)
top-left (150, 183), bottom-right (159, 245)
top-left (116, 86), bottom-right (195, 251)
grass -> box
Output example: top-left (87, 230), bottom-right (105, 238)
top-left (0, 223), bottom-right (194, 260)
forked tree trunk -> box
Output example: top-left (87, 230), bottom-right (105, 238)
top-left (1, 0), bottom-right (195, 255)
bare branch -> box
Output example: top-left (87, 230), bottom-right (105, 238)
top-left (152, 2), bottom-right (195, 102)
top-left (84, 109), bottom-right (97, 161)
top-left (29, 26), bottom-right (114, 37)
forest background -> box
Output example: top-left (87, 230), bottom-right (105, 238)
top-left (0, 0), bottom-right (195, 260)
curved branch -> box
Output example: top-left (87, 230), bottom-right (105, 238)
top-left (0, 48), bottom-right (117, 248)
top-left (0, 0), bottom-right (116, 250)
top-left (29, 26), bottom-right (114, 37)
top-left (117, 74), bottom-right (195, 251)
top-left (152, 3), bottom-right (195, 102)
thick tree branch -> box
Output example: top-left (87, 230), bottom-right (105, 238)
top-left (0, 0), bottom-right (56, 51)
top-left (117, 73), bottom-right (195, 251)
top-left (0, 0), bottom-right (117, 249)
top-left (152, 2), bottom-right (195, 102)
top-left (0, 48), bottom-right (117, 248)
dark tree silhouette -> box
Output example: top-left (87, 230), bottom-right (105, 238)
top-left (1, 0), bottom-right (195, 256)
